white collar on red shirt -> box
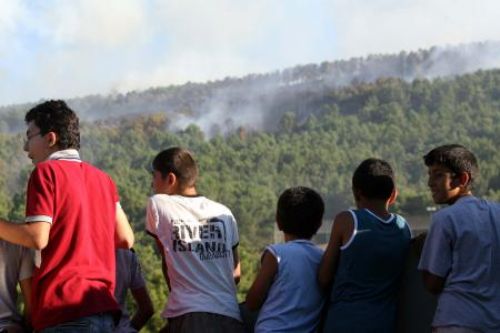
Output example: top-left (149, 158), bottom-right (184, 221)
top-left (47, 149), bottom-right (81, 162)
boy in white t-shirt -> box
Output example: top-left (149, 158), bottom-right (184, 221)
top-left (146, 147), bottom-right (244, 333)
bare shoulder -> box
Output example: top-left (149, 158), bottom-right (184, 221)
top-left (332, 210), bottom-right (355, 245)
top-left (334, 210), bottom-right (354, 229)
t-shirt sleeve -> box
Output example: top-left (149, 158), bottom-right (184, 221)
top-left (264, 245), bottom-right (278, 261)
top-left (19, 248), bottom-right (35, 281)
top-left (418, 214), bottom-right (453, 277)
top-left (25, 165), bottom-right (54, 223)
top-left (146, 197), bottom-right (159, 236)
top-left (229, 214), bottom-right (239, 248)
top-left (129, 251), bottom-right (146, 290)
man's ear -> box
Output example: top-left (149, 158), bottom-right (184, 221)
top-left (388, 188), bottom-right (398, 206)
top-left (454, 172), bottom-right (471, 189)
top-left (167, 172), bottom-right (177, 187)
top-left (47, 132), bottom-right (58, 147)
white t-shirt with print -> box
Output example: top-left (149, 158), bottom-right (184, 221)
top-left (146, 194), bottom-right (241, 321)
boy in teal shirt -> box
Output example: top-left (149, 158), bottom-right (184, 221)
top-left (319, 158), bottom-right (411, 333)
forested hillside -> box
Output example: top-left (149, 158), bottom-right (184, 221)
top-left (1, 67), bottom-right (500, 331)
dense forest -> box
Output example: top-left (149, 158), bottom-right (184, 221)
top-left (1, 56), bottom-right (500, 331)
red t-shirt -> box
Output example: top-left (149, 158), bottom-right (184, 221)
top-left (26, 159), bottom-right (120, 330)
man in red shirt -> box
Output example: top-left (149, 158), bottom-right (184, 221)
top-left (0, 100), bottom-right (134, 332)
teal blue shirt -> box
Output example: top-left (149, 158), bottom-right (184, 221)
top-left (323, 209), bottom-right (411, 333)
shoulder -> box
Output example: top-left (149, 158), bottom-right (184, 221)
top-left (30, 160), bottom-right (57, 177)
top-left (263, 244), bottom-right (282, 263)
top-left (394, 214), bottom-right (411, 230)
top-left (334, 210), bottom-right (355, 229)
top-left (147, 194), bottom-right (172, 215)
top-left (269, 241), bottom-right (322, 257)
top-left (149, 193), bottom-right (174, 206)
top-left (149, 193), bottom-right (169, 202)
top-left (335, 210), bottom-right (354, 222)
top-left (466, 196), bottom-right (500, 212)
top-left (431, 203), bottom-right (462, 225)
top-left (203, 197), bottom-right (235, 217)
top-left (266, 242), bottom-right (285, 253)
top-left (392, 214), bottom-right (413, 239)
top-left (427, 206), bottom-right (458, 237)
top-left (82, 162), bottom-right (113, 179)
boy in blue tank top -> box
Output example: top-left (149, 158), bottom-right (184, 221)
top-left (318, 158), bottom-right (411, 333)
top-left (246, 186), bottom-right (326, 333)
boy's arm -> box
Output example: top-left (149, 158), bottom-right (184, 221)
top-left (318, 211), bottom-right (353, 290)
top-left (421, 270), bottom-right (445, 295)
top-left (115, 204), bottom-right (134, 249)
top-left (0, 220), bottom-right (50, 250)
top-left (145, 199), bottom-right (170, 290)
top-left (151, 235), bottom-right (171, 291)
top-left (418, 215), bottom-right (452, 295)
top-left (19, 277), bottom-right (32, 329)
top-left (232, 245), bottom-right (241, 285)
top-left (245, 250), bottom-right (277, 311)
top-left (130, 286), bottom-right (154, 330)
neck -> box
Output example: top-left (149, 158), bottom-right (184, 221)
top-left (284, 233), bottom-right (304, 242)
top-left (357, 200), bottom-right (390, 218)
top-left (448, 191), bottom-right (472, 205)
top-left (177, 186), bottom-right (198, 196)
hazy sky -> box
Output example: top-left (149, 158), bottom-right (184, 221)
top-left (0, 0), bottom-right (498, 106)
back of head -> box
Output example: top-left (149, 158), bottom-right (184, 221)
top-left (352, 158), bottom-right (395, 200)
top-left (25, 100), bottom-right (80, 150)
top-left (423, 144), bottom-right (479, 187)
top-left (277, 186), bottom-right (324, 239)
top-left (152, 147), bottom-right (198, 189)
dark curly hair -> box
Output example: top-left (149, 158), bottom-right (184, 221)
top-left (25, 100), bottom-right (80, 149)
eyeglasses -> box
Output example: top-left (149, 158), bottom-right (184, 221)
top-left (24, 131), bottom-right (41, 144)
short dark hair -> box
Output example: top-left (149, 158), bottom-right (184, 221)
top-left (423, 144), bottom-right (479, 186)
top-left (276, 186), bottom-right (324, 239)
top-left (352, 158), bottom-right (395, 200)
top-left (25, 100), bottom-right (80, 150)
top-left (152, 147), bottom-right (198, 189)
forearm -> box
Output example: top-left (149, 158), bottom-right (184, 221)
top-left (131, 310), bottom-right (152, 331)
top-left (115, 206), bottom-right (134, 249)
top-left (317, 245), bottom-right (340, 290)
top-left (317, 257), bottom-right (335, 290)
top-left (422, 270), bottom-right (445, 295)
top-left (130, 287), bottom-right (154, 330)
top-left (232, 247), bottom-right (241, 285)
top-left (245, 251), bottom-right (277, 311)
top-left (162, 260), bottom-right (171, 291)
top-left (0, 219), bottom-right (49, 249)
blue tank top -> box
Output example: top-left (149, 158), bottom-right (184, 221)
top-left (255, 240), bottom-right (325, 333)
top-left (323, 209), bottom-right (411, 333)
